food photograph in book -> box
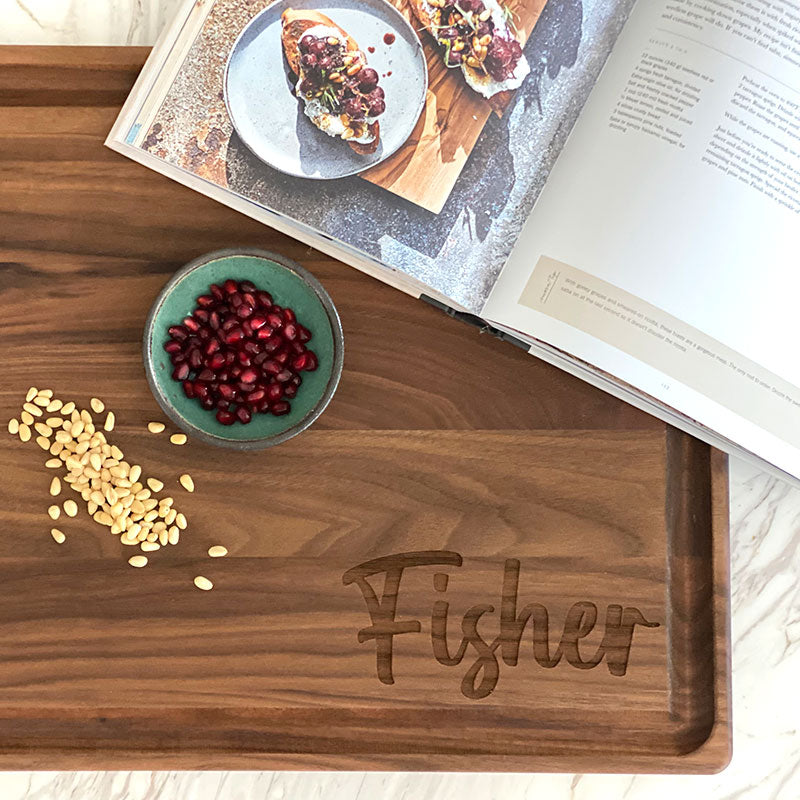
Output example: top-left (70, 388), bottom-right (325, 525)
top-left (131, 0), bottom-right (635, 310)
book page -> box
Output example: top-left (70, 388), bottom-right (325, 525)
top-left (483, 0), bottom-right (800, 479)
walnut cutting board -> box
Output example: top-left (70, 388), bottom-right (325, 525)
top-left (0, 47), bottom-right (730, 772)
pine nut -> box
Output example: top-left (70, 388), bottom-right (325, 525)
top-left (179, 474), bottom-right (194, 493)
top-left (60, 402), bottom-right (75, 415)
top-left (48, 505), bottom-right (60, 520)
top-left (25, 387), bottom-right (37, 402)
top-left (35, 436), bottom-right (48, 450)
top-left (51, 528), bottom-right (66, 544)
top-left (120, 533), bottom-right (139, 546)
top-left (23, 403), bottom-right (42, 417)
top-left (160, 497), bottom-right (174, 509)
top-left (129, 465), bottom-right (142, 484)
top-left (89, 453), bottom-right (101, 471)
top-left (18, 424), bottom-right (31, 442)
top-left (63, 499), bottom-right (78, 517)
top-left (169, 433), bottom-right (187, 446)
top-left (70, 421), bottom-right (83, 437)
top-left (49, 442), bottom-right (63, 455)
top-left (49, 477), bottom-right (61, 497)
top-left (147, 478), bottom-right (164, 492)
top-left (80, 410), bottom-right (92, 425)
top-left (90, 398), bottom-right (104, 414)
top-left (168, 528), bottom-right (179, 545)
top-left (141, 541), bottom-right (160, 552)
top-left (110, 445), bottom-right (124, 460)
top-left (175, 513), bottom-right (187, 530)
top-left (21, 411), bottom-right (34, 426)
top-left (208, 546), bottom-right (228, 558)
top-left (147, 421), bottom-right (165, 434)
top-left (8, 418), bottom-right (19, 435)
top-left (46, 417), bottom-right (63, 428)
top-left (87, 501), bottom-right (98, 515)
top-left (158, 529), bottom-right (168, 546)
top-left (165, 508), bottom-right (177, 525)
top-left (34, 422), bottom-right (51, 437)
top-left (103, 411), bottom-right (115, 432)
top-left (38, 389), bottom-right (53, 399)
top-left (128, 555), bottom-right (147, 568)
top-left (143, 509), bottom-right (158, 522)
top-left (46, 399), bottom-right (62, 413)
top-left (45, 458), bottom-right (61, 468)
top-left (194, 576), bottom-right (213, 591)
top-left (33, 396), bottom-right (50, 407)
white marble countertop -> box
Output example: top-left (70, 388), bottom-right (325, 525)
top-left (2, 2), bottom-right (800, 798)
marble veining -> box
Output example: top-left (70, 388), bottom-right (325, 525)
top-left (1, 1), bottom-right (800, 798)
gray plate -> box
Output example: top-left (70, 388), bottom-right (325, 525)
top-left (224, 0), bottom-right (428, 180)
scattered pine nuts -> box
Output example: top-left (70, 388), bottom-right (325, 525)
top-left (49, 477), bottom-right (61, 497)
top-left (50, 528), bottom-right (66, 544)
top-left (8, 418), bottom-right (19, 435)
top-left (48, 505), bottom-right (60, 520)
top-left (36, 436), bottom-right (50, 451)
top-left (60, 402), bottom-right (75, 415)
top-left (170, 433), bottom-right (187, 446)
top-left (147, 478), bottom-right (164, 492)
top-left (147, 421), bottom-right (165, 434)
top-left (175, 513), bottom-right (187, 530)
top-left (128, 555), bottom-right (148, 568)
top-left (38, 389), bottom-right (53, 399)
top-left (208, 545), bottom-right (228, 558)
top-left (63, 499), bottom-right (78, 517)
top-left (129, 465), bottom-right (142, 484)
top-left (90, 398), bottom-right (105, 414)
top-left (45, 458), bottom-right (61, 468)
top-left (20, 411), bottom-right (34, 426)
top-left (46, 399), bottom-right (63, 413)
top-left (104, 411), bottom-right (115, 432)
top-left (18, 424), bottom-right (31, 443)
top-left (34, 422), bottom-right (51, 437)
top-left (23, 403), bottom-right (42, 417)
top-left (194, 576), bottom-right (213, 591)
top-left (141, 541), bottom-right (160, 552)
top-left (179, 474), bottom-right (194, 493)
top-left (25, 387), bottom-right (37, 403)
top-left (33, 396), bottom-right (50, 407)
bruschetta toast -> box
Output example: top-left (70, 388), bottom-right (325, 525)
top-left (408, 0), bottom-right (529, 111)
top-left (281, 9), bottom-right (384, 154)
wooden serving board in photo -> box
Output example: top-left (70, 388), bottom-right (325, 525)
top-left (131, 0), bottom-right (548, 215)
top-left (0, 47), bottom-right (730, 772)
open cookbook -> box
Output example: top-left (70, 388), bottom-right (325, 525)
top-left (108, 0), bottom-right (800, 484)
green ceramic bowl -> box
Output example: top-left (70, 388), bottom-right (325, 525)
top-left (143, 248), bottom-right (343, 449)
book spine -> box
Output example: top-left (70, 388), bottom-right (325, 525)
top-left (420, 295), bottom-right (529, 351)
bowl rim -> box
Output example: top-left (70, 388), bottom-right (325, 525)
top-left (142, 247), bottom-right (344, 450)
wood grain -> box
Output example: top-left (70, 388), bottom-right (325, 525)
top-left (0, 47), bottom-right (730, 772)
top-left (362, 0), bottom-right (549, 212)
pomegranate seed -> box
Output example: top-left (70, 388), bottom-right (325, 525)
top-left (215, 398), bottom-right (229, 410)
top-left (224, 350), bottom-right (235, 365)
top-left (240, 368), bottom-right (258, 384)
top-left (241, 320), bottom-right (253, 338)
top-left (243, 341), bottom-right (260, 355)
top-left (256, 327), bottom-right (274, 340)
top-left (188, 349), bottom-right (203, 369)
top-left (224, 327), bottom-right (244, 344)
top-left (197, 368), bottom-right (215, 382)
top-left (291, 374), bottom-right (302, 386)
top-left (196, 294), bottom-right (215, 308)
top-left (267, 384), bottom-right (283, 402)
top-left (195, 381), bottom-right (209, 399)
top-left (256, 290), bottom-right (273, 308)
top-left (242, 291), bottom-right (256, 307)
top-left (297, 325), bottom-right (312, 343)
top-left (263, 359), bottom-right (281, 375)
top-left (193, 308), bottom-right (209, 323)
top-left (250, 314), bottom-right (268, 330)
top-left (171, 352), bottom-right (186, 365)
top-left (198, 327), bottom-right (210, 341)
top-left (235, 405), bottom-right (252, 424)
top-left (237, 351), bottom-right (252, 366)
top-left (209, 353), bottom-right (226, 369)
top-left (209, 311), bottom-right (221, 330)
top-left (236, 303), bottom-right (254, 319)
top-left (173, 363), bottom-right (190, 380)
top-left (271, 401), bottom-right (291, 416)
top-left (262, 336), bottom-right (281, 352)
top-left (246, 388), bottom-right (266, 403)
top-left (218, 383), bottom-right (235, 400)
top-left (210, 283), bottom-right (225, 300)
top-left (253, 352), bottom-right (268, 366)
top-left (283, 323), bottom-right (298, 341)
top-left (230, 292), bottom-right (243, 308)
top-left (256, 397), bottom-right (271, 413)
top-left (230, 365), bottom-right (242, 378)
top-left (284, 384), bottom-right (298, 398)
top-left (183, 380), bottom-right (196, 398)
top-left (204, 338), bottom-right (220, 355)
top-left (266, 312), bottom-right (283, 330)
top-left (276, 369), bottom-right (293, 383)
top-left (168, 325), bottom-right (188, 341)
top-left (221, 318), bottom-right (238, 332)
top-left (164, 340), bottom-right (182, 354)
top-left (183, 316), bottom-right (200, 332)
top-left (217, 370), bottom-right (230, 383)
top-left (223, 279), bottom-right (238, 294)
top-left (282, 308), bottom-right (296, 323)
top-left (274, 350), bottom-right (289, 365)
top-left (271, 305), bottom-right (282, 313)
top-left (216, 409), bottom-right (235, 425)
top-left (240, 280), bottom-right (257, 293)
top-left (304, 351), bottom-right (318, 371)
top-left (292, 353), bottom-right (308, 370)
top-left (201, 396), bottom-right (215, 410)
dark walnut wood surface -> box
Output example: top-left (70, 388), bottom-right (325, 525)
top-left (0, 47), bottom-right (729, 772)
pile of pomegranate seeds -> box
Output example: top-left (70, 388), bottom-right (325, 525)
top-left (164, 279), bottom-right (318, 425)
